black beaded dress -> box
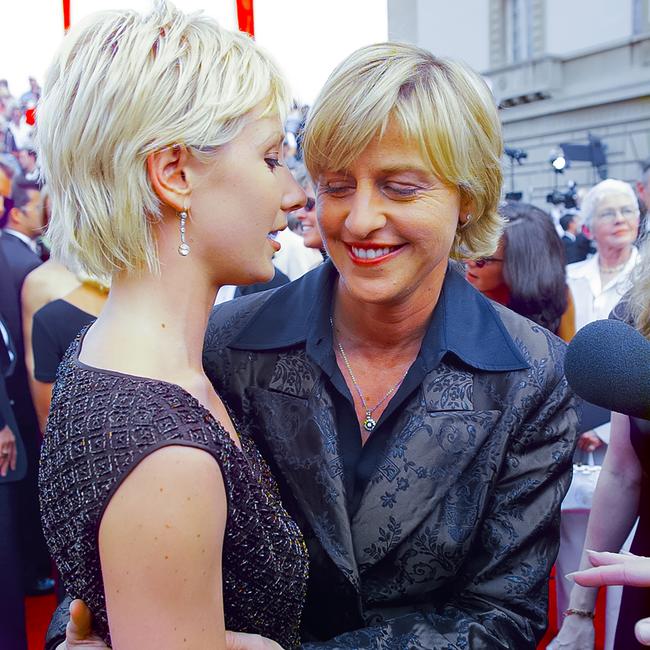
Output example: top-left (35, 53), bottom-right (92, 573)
top-left (39, 329), bottom-right (308, 648)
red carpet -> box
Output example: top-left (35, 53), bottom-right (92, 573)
top-left (25, 594), bottom-right (56, 650)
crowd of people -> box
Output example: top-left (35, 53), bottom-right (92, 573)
top-left (0, 3), bottom-right (650, 649)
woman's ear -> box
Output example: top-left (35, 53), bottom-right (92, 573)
top-left (147, 145), bottom-right (192, 212)
top-left (459, 195), bottom-right (475, 228)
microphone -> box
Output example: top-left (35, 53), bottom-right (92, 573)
top-left (564, 319), bottom-right (650, 419)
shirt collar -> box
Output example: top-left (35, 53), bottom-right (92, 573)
top-left (229, 259), bottom-right (528, 373)
top-left (3, 228), bottom-right (39, 254)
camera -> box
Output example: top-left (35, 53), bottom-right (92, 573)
top-left (546, 181), bottom-right (577, 209)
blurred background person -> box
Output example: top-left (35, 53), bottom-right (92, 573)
top-left (637, 158), bottom-right (650, 234)
top-left (6, 106), bottom-right (32, 152)
top-left (0, 159), bottom-right (13, 220)
top-left (291, 161), bottom-right (326, 258)
top-left (561, 210), bottom-right (594, 265)
top-left (16, 147), bottom-right (39, 183)
top-left (465, 200), bottom-right (574, 340)
top-left (560, 211), bottom-right (581, 263)
top-left (30, 273), bottom-right (109, 431)
top-left (567, 178), bottom-right (640, 332)
top-left (0, 244), bottom-right (28, 650)
top-left (0, 174), bottom-right (53, 596)
top-left (21, 185), bottom-right (81, 428)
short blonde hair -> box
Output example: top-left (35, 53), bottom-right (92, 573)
top-left (302, 42), bottom-right (504, 259)
top-left (38, 0), bottom-right (290, 278)
top-left (580, 178), bottom-right (639, 228)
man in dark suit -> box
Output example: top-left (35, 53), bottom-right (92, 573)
top-left (560, 212), bottom-right (580, 263)
top-left (560, 211), bottom-right (594, 264)
top-left (0, 258), bottom-right (28, 649)
top-left (0, 178), bottom-right (53, 594)
top-left (1, 176), bottom-right (44, 293)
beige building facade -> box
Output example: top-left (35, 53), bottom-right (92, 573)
top-left (387, 0), bottom-right (650, 207)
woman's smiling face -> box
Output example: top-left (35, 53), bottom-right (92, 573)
top-left (316, 119), bottom-right (465, 306)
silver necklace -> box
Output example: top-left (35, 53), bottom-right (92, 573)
top-left (330, 317), bottom-right (408, 433)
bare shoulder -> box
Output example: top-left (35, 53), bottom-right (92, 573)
top-left (99, 445), bottom-right (228, 649)
top-left (22, 260), bottom-right (79, 311)
top-left (100, 445), bottom-right (227, 541)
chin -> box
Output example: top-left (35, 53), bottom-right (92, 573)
top-left (226, 259), bottom-right (276, 287)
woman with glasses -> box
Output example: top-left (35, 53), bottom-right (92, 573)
top-left (567, 179), bottom-right (640, 332)
top-left (465, 200), bottom-right (574, 340)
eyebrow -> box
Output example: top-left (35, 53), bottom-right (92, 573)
top-left (376, 164), bottom-right (433, 176)
top-left (258, 130), bottom-right (284, 149)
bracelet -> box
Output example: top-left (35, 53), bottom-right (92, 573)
top-left (564, 608), bottom-right (595, 620)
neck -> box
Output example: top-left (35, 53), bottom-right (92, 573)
top-left (332, 276), bottom-right (444, 353)
top-left (482, 283), bottom-right (510, 306)
top-left (88, 260), bottom-right (217, 378)
top-left (598, 245), bottom-right (632, 270)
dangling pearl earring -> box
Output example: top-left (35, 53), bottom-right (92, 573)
top-left (178, 209), bottom-right (190, 256)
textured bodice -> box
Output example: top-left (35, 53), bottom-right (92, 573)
top-left (39, 332), bottom-right (308, 648)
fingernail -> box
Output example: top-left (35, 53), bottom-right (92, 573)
top-left (565, 572), bottom-right (577, 581)
top-left (636, 621), bottom-right (650, 643)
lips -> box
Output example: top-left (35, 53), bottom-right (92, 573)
top-left (267, 231), bottom-right (281, 252)
top-left (346, 243), bottom-right (404, 265)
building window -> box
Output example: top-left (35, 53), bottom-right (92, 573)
top-left (504, 0), bottom-right (532, 63)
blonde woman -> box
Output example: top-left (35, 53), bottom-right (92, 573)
top-left (37, 3), bottom-right (307, 649)
top-left (51, 42), bottom-right (578, 650)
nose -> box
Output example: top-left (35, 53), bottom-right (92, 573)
top-left (344, 186), bottom-right (386, 238)
top-left (281, 168), bottom-right (306, 214)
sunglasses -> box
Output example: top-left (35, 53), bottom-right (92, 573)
top-left (472, 257), bottom-right (503, 268)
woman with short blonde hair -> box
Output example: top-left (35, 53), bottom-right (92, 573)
top-left (38, 2), bottom-right (307, 649)
top-left (302, 42), bottom-right (505, 261)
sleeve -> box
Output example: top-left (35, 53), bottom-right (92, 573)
top-left (44, 596), bottom-right (73, 650)
top-left (302, 376), bottom-right (579, 650)
top-left (32, 307), bottom-right (63, 383)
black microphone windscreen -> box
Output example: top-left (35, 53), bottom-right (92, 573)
top-left (564, 319), bottom-right (650, 419)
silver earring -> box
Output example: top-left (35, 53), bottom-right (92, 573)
top-left (178, 210), bottom-right (190, 256)
top-left (460, 214), bottom-right (472, 230)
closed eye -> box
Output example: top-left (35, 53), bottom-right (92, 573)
top-left (265, 156), bottom-right (283, 171)
top-left (320, 183), bottom-right (355, 197)
top-left (383, 184), bottom-right (419, 198)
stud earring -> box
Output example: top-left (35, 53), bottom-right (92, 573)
top-left (178, 209), bottom-right (190, 256)
top-left (460, 214), bottom-right (472, 230)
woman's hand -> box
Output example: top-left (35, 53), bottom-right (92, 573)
top-left (570, 550), bottom-right (650, 587)
top-left (57, 599), bottom-right (108, 649)
top-left (57, 600), bottom-right (285, 650)
top-left (550, 614), bottom-right (595, 650)
top-left (569, 551), bottom-right (650, 645)
top-left (0, 424), bottom-right (17, 477)
top-left (577, 430), bottom-right (604, 452)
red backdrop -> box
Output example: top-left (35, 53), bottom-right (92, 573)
top-left (62, 2), bottom-right (253, 35)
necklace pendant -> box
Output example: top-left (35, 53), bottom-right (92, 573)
top-left (363, 413), bottom-right (377, 432)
